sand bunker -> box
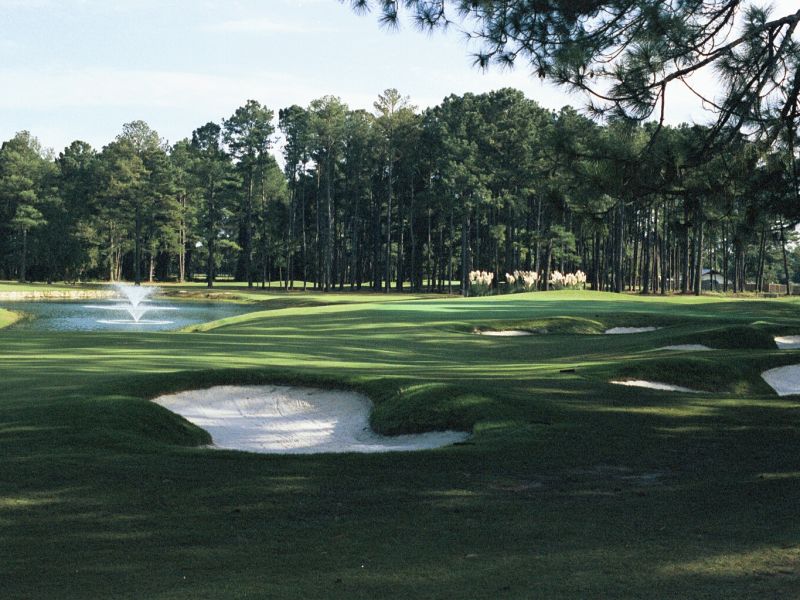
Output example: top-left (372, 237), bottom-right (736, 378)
top-left (610, 379), bottom-right (702, 393)
top-left (477, 330), bottom-right (532, 337)
top-left (153, 385), bottom-right (469, 454)
top-left (775, 336), bottom-right (800, 350)
top-left (657, 344), bottom-right (712, 352)
top-left (605, 327), bottom-right (660, 334)
top-left (761, 365), bottom-right (800, 396)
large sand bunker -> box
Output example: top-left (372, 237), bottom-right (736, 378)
top-left (761, 365), bottom-right (800, 397)
top-left (153, 385), bottom-right (469, 454)
top-left (775, 336), bottom-right (800, 349)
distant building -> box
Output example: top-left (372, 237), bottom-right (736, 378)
top-left (701, 269), bottom-right (729, 291)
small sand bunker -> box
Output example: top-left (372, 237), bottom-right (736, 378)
top-left (610, 380), bottom-right (702, 393)
top-left (477, 330), bottom-right (532, 337)
top-left (761, 365), bottom-right (800, 396)
top-left (605, 327), bottom-right (660, 334)
top-left (657, 344), bottom-right (712, 352)
top-left (153, 385), bottom-right (469, 454)
top-left (775, 336), bottom-right (800, 350)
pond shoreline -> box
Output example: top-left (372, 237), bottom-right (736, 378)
top-left (0, 290), bottom-right (115, 301)
top-left (0, 299), bottom-right (255, 332)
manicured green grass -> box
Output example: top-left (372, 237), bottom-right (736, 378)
top-left (0, 281), bottom-right (98, 292)
top-left (0, 280), bottom-right (440, 306)
top-left (2, 290), bottom-right (800, 598)
top-left (161, 287), bottom-right (438, 306)
top-left (0, 307), bottom-right (22, 329)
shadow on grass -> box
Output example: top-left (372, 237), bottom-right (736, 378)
top-left (2, 295), bottom-right (800, 598)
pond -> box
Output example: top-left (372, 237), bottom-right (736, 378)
top-left (0, 300), bottom-right (255, 332)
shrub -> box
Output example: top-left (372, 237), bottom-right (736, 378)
top-left (505, 270), bottom-right (539, 292)
top-left (549, 270), bottom-right (566, 289)
top-left (469, 270), bottom-right (495, 296)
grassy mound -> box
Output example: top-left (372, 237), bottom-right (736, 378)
top-left (601, 354), bottom-right (774, 395)
top-left (369, 383), bottom-right (503, 435)
top-left (475, 315), bottom-right (607, 335)
top-left (669, 323), bottom-right (781, 350)
top-left (474, 312), bottom-right (699, 335)
top-left (0, 307), bottom-right (23, 329)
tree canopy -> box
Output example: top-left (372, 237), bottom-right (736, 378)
top-left (1, 89), bottom-right (798, 296)
top-left (345, 1), bottom-right (800, 145)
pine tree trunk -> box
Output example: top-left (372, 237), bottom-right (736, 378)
top-left (614, 200), bottom-right (624, 293)
top-left (641, 211), bottom-right (650, 294)
top-left (409, 182), bottom-right (416, 292)
top-left (534, 197), bottom-right (542, 273)
top-left (325, 157), bottom-right (333, 292)
top-left (315, 169), bottom-right (321, 290)
top-left (543, 239), bottom-right (553, 291)
top-left (19, 228), bottom-right (27, 283)
top-left (780, 219), bottom-right (791, 295)
top-left (722, 222), bottom-right (729, 293)
top-left (134, 204), bottom-right (142, 286)
top-left (461, 208), bottom-right (470, 297)
top-left (179, 197), bottom-right (186, 283)
top-left (694, 218), bottom-right (703, 296)
top-left (372, 189), bottom-right (381, 291)
top-left (206, 234), bottom-right (215, 288)
top-left (681, 202), bottom-right (690, 293)
top-left (301, 166), bottom-right (308, 291)
top-left (247, 174), bottom-right (254, 287)
top-left (592, 231), bottom-right (600, 291)
top-left (756, 226), bottom-right (767, 292)
top-left (427, 208), bottom-right (433, 293)
top-left (384, 170), bottom-right (393, 294)
top-left (448, 207), bottom-right (454, 295)
top-left (660, 203), bottom-right (668, 295)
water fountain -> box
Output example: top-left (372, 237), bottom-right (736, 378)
top-left (84, 285), bottom-right (178, 325)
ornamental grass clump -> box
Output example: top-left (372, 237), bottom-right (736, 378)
top-left (550, 270), bottom-right (587, 289)
top-left (505, 270), bottom-right (539, 292)
top-left (518, 270), bottom-right (539, 291)
top-left (549, 270), bottom-right (566, 289)
top-left (469, 270), bottom-right (494, 296)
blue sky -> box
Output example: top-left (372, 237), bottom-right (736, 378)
top-left (0, 0), bottom-right (796, 154)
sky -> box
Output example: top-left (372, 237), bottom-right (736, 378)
top-left (0, 0), bottom-right (797, 155)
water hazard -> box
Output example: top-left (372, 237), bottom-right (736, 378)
top-left (1, 300), bottom-right (254, 332)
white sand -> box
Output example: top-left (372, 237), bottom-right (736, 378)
top-left (775, 336), bottom-right (800, 349)
top-left (153, 385), bottom-right (469, 454)
top-left (657, 344), bottom-right (712, 351)
top-left (605, 327), bottom-right (660, 334)
top-left (761, 365), bottom-right (800, 396)
top-left (477, 330), bottom-right (532, 337)
top-left (610, 379), bottom-right (702, 393)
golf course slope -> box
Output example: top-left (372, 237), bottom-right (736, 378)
top-left (2, 290), bottom-right (800, 599)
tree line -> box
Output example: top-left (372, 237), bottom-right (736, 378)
top-left (1, 88), bottom-right (798, 294)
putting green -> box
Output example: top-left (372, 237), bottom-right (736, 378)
top-left (2, 290), bottom-right (800, 599)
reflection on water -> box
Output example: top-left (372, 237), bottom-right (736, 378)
top-left (0, 300), bottom-right (254, 332)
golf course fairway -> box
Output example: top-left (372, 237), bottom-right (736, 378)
top-left (2, 290), bottom-right (799, 599)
